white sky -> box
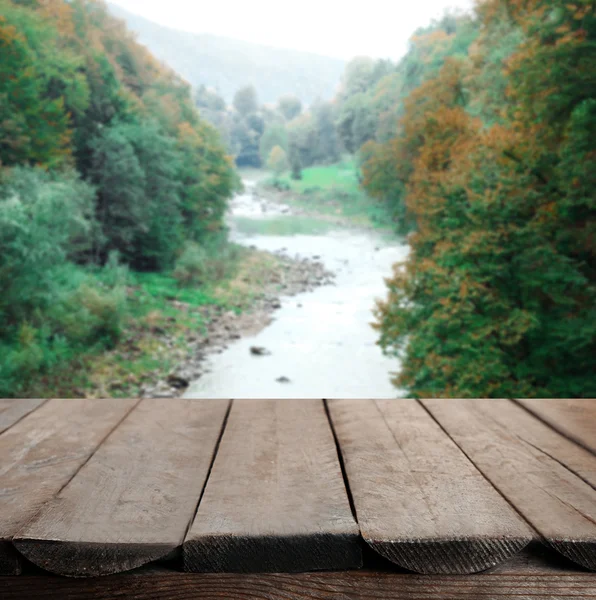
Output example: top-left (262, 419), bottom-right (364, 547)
top-left (109, 0), bottom-right (476, 60)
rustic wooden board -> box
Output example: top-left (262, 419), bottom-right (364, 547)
top-left (326, 399), bottom-right (533, 574)
top-left (423, 399), bottom-right (596, 571)
top-left (516, 399), bottom-right (596, 456)
top-left (14, 399), bottom-right (230, 578)
top-left (0, 399), bottom-right (137, 575)
top-left (486, 399), bottom-right (596, 488)
top-left (2, 550), bottom-right (596, 600)
top-left (183, 399), bottom-right (361, 573)
top-left (0, 400), bottom-right (46, 434)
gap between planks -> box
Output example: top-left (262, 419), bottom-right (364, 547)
top-left (14, 399), bottom-right (230, 577)
top-left (327, 399), bottom-right (534, 574)
top-left (0, 399), bottom-right (139, 575)
top-left (183, 399), bottom-right (362, 573)
top-left (422, 399), bottom-right (596, 572)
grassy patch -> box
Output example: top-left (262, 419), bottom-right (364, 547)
top-left (259, 159), bottom-right (396, 231)
top-left (5, 245), bottom-right (286, 398)
top-left (232, 215), bottom-right (334, 236)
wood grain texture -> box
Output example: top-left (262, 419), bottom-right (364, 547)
top-left (516, 399), bottom-right (596, 456)
top-left (423, 399), bottom-right (596, 571)
top-left (0, 400), bottom-right (46, 434)
top-left (489, 399), bottom-right (596, 488)
top-left (183, 399), bottom-right (361, 573)
top-left (2, 552), bottom-right (596, 600)
top-left (327, 399), bottom-right (533, 574)
top-left (14, 399), bottom-right (230, 578)
top-left (0, 399), bottom-right (137, 575)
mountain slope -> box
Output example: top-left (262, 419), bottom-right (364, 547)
top-left (107, 3), bottom-right (345, 106)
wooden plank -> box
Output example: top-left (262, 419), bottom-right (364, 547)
top-left (0, 399), bottom-right (137, 575)
top-left (0, 400), bottom-right (46, 434)
top-left (423, 399), bottom-right (596, 571)
top-left (2, 552), bottom-right (596, 600)
top-left (14, 399), bottom-right (230, 578)
top-left (486, 400), bottom-right (596, 488)
top-left (327, 399), bottom-right (533, 574)
top-left (516, 399), bottom-right (596, 456)
top-left (183, 399), bottom-right (361, 573)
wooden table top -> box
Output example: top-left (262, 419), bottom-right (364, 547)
top-left (0, 399), bottom-right (595, 599)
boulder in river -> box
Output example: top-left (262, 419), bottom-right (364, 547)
top-left (250, 346), bottom-right (271, 356)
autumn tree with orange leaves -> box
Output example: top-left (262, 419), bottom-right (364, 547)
top-left (366, 0), bottom-right (596, 397)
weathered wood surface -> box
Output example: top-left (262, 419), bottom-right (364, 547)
top-left (15, 399), bottom-right (230, 578)
top-left (2, 550), bottom-right (595, 600)
top-left (517, 399), bottom-right (596, 456)
top-left (326, 399), bottom-right (533, 574)
top-left (423, 399), bottom-right (596, 571)
top-left (487, 399), bottom-right (596, 488)
top-left (0, 400), bottom-right (46, 434)
top-left (0, 399), bottom-right (137, 575)
top-left (183, 399), bottom-right (361, 573)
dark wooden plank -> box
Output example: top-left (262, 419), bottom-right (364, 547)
top-left (183, 399), bottom-right (361, 573)
top-left (3, 551), bottom-right (596, 600)
top-left (516, 399), bottom-right (596, 456)
top-left (327, 399), bottom-right (533, 574)
top-left (0, 400), bottom-right (46, 434)
top-left (0, 399), bottom-right (137, 575)
top-left (14, 399), bottom-right (230, 578)
top-left (423, 399), bottom-right (596, 571)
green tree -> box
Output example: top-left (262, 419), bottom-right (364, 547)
top-left (233, 84), bottom-right (258, 116)
top-left (259, 124), bottom-right (289, 164)
top-left (177, 120), bottom-right (235, 242)
top-left (288, 140), bottom-right (302, 180)
top-left (88, 123), bottom-right (147, 265)
top-left (0, 9), bottom-right (73, 168)
top-left (0, 167), bottom-right (97, 327)
top-left (278, 94), bottom-right (302, 120)
top-left (267, 145), bottom-right (289, 177)
top-left (312, 101), bottom-right (340, 163)
top-left (120, 121), bottom-right (185, 270)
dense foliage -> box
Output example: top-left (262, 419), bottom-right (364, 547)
top-left (0, 0), bottom-right (236, 395)
top-left (359, 2), bottom-right (596, 397)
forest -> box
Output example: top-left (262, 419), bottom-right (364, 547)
top-left (1, 0), bottom-right (594, 398)
top-left (0, 0), bottom-right (237, 396)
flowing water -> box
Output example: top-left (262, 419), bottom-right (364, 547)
top-left (184, 183), bottom-right (409, 399)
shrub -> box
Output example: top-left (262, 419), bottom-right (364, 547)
top-left (0, 167), bottom-right (98, 329)
top-left (173, 241), bottom-right (241, 287)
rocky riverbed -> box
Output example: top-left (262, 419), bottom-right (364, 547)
top-left (140, 249), bottom-right (335, 398)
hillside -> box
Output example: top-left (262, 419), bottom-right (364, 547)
top-left (107, 3), bottom-right (345, 106)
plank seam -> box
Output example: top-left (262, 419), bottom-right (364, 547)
top-left (182, 399), bottom-right (233, 543)
top-left (512, 399), bottom-right (596, 459)
top-left (514, 433), bottom-right (596, 492)
top-left (0, 400), bottom-right (50, 436)
top-left (417, 399), bottom-right (542, 540)
top-left (11, 399), bottom-right (142, 543)
top-left (323, 399), bottom-right (359, 524)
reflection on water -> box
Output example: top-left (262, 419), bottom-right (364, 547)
top-left (184, 185), bottom-right (409, 399)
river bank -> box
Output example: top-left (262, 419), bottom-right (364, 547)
top-left (181, 179), bottom-right (409, 399)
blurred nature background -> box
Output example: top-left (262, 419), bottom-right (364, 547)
top-left (0, 0), bottom-right (594, 398)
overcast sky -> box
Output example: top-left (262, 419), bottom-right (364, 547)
top-left (109, 0), bottom-right (476, 60)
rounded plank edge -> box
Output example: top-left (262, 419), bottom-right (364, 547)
top-left (364, 535), bottom-right (532, 575)
top-left (549, 540), bottom-right (596, 572)
top-left (183, 532), bottom-right (363, 573)
top-left (12, 539), bottom-right (176, 578)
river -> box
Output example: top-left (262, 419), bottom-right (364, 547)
top-left (183, 182), bottom-right (409, 399)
